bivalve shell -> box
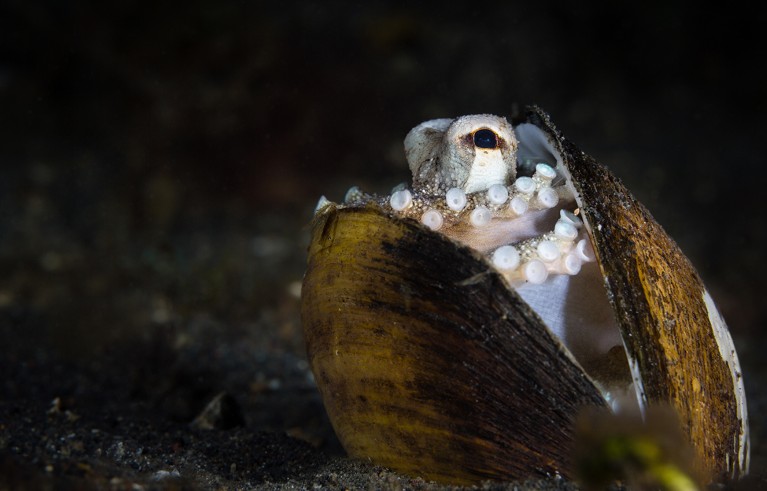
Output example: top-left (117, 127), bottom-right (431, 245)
top-left (301, 107), bottom-right (748, 485)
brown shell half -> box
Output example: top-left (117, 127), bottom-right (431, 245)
top-left (524, 108), bottom-right (747, 482)
top-left (302, 205), bottom-right (608, 484)
top-left (301, 107), bottom-right (748, 484)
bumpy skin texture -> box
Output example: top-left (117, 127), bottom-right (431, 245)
top-left (345, 114), bottom-right (590, 286)
top-left (405, 114), bottom-right (518, 193)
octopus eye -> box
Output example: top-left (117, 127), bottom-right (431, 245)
top-left (473, 128), bottom-right (498, 149)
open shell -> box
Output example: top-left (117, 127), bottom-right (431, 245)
top-left (301, 107), bottom-right (748, 485)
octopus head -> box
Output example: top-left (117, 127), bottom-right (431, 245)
top-left (405, 115), bottom-right (518, 194)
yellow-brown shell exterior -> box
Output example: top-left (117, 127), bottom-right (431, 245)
top-left (301, 107), bottom-right (748, 485)
top-left (544, 106), bottom-right (749, 481)
top-left (303, 205), bottom-right (608, 484)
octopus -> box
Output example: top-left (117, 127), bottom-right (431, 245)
top-left (331, 115), bottom-right (594, 285)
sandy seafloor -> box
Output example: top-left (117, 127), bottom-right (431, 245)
top-left (1, 2), bottom-right (766, 489)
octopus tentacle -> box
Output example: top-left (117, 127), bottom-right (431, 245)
top-left (342, 161), bottom-right (593, 287)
